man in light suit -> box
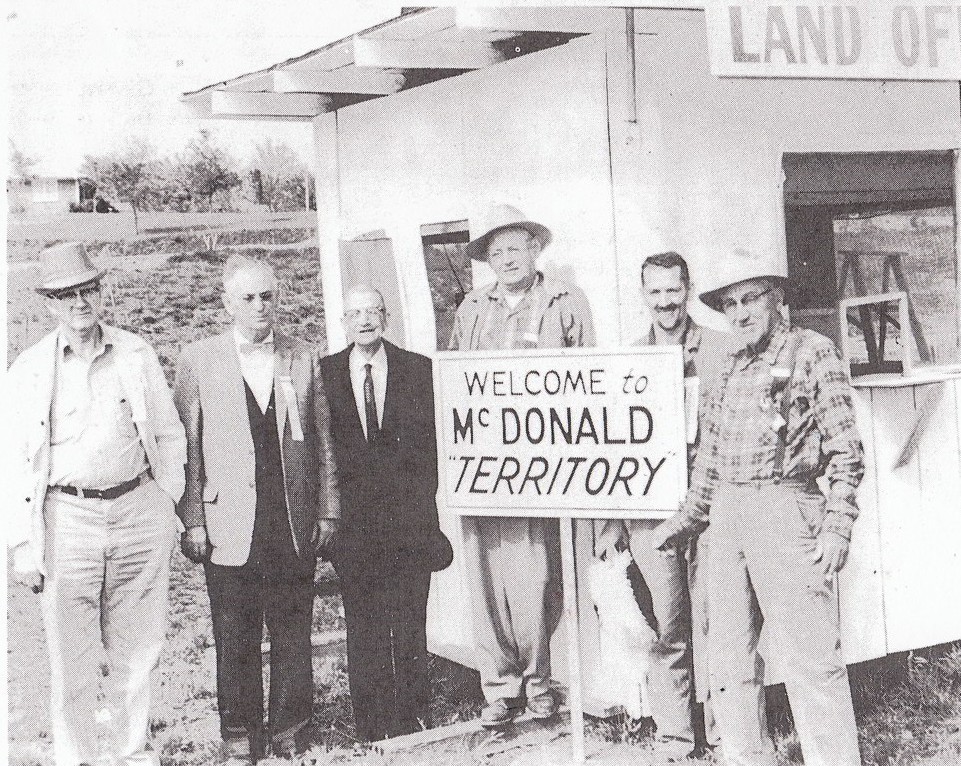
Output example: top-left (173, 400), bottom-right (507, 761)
top-left (320, 285), bottom-right (450, 743)
top-left (8, 242), bottom-right (186, 766)
top-left (174, 255), bottom-right (339, 765)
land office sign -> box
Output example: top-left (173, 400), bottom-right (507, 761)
top-left (706, 2), bottom-right (961, 80)
top-left (433, 348), bottom-right (687, 519)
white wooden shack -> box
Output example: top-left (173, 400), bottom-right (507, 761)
top-left (183, 5), bottom-right (961, 713)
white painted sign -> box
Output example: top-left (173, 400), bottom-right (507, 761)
top-left (433, 347), bottom-right (687, 519)
top-left (706, 1), bottom-right (961, 80)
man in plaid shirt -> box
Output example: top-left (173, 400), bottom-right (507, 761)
top-left (653, 250), bottom-right (864, 766)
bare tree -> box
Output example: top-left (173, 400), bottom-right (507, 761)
top-left (8, 140), bottom-right (38, 178)
top-left (248, 138), bottom-right (307, 212)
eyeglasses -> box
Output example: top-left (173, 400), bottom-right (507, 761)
top-left (46, 283), bottom-right (102, 302)
top-left (720, 288), bottom-right (771, 314)
top-left (344, 307), bottom-right (386, 321)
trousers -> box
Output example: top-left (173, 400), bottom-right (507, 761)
top-left (337, 564), bottom-right (432, 742)
top-left (626, 519), bottom-right (695, 754)
top-left (708, 482), bottom-right (861, 766)
top-left (204, 554), bottom-right (315, 751)
top-left (41, 480), bottom-right (176, 766)
top-left (462, 517), bottom-right (562, 703)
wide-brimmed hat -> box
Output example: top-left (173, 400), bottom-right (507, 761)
top-left (698, 247), bottom-right (787, 310)
top-left (35, 242), bottom-right (104, 294)
top-left (465, 204), bottom-right (552, 261)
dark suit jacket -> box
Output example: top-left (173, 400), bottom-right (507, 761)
top-left (320, 341), bottom-right (440, 578)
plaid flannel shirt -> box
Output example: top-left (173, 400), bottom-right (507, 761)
top-left (675, 317), bottom-right (864, 540)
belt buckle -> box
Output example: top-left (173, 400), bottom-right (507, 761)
top-left (76, 486), bottom-right (89, 499)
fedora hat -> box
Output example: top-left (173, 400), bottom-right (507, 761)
top-left (35, 242), bottom-right (104, 294)
top-left (465, 204), bottom-right (552, 261)
top-left (699, 247), bottom-right (787, 310)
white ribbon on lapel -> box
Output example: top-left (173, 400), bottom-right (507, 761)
top-left (279, 375), bottom-right (304, 441)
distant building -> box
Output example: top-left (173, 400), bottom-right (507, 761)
top-left (7, 168), bottom-right (83, 216)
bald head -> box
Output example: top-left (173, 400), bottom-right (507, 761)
top-left (342, 285), bottom-right (388, 354)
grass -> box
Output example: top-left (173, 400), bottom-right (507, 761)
top-left (8, 215), bottom-right (961, 765)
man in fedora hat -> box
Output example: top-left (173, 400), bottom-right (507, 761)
top-left (596, 251), bottom-right (729, 758)
top-left (652, 249), bottom-right (864, 766)
top-left (8, 241), bottom-right (187, 766)
top-left (448, 203), bottom-right (595, 727)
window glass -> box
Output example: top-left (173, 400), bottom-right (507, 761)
top-left (784, 151), bottom-right (958, 368)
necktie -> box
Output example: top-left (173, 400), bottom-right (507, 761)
top-left (363, 363), bottom-right (379, 442)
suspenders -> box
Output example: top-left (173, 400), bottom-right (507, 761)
top-left (773, 329), bottom-right (803, 479)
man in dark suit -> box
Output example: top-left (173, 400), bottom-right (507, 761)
top-left (174, 255), bottom-right (340, 765)
top-left (320, 285), bottom-right (448, 743)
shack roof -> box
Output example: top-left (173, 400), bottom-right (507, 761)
top-left (181, 5), bottom-right (705, 121)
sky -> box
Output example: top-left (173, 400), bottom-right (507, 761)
top-left (4, 1), bottom-right (401, 176)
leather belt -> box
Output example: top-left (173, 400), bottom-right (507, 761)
top-left (50, 471), bottom-right (150, 501)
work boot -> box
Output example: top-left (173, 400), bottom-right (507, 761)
top-left (480, 697), bottom-right (523, 728)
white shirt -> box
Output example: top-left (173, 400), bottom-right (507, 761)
top-left (349, 342), bottom-right (387, 439)
top-left (233, 327), bottom-right (275, 414)
top-left (47, 326), bottom-right (149, 488)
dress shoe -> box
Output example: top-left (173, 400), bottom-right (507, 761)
top-left (526, 691), bottom-right (558, 719)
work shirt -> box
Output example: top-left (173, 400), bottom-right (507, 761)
top-left (348, 342), bottom-right (387, 440)
top-left (47, 327), bottom-right (149, 489)
top-left (233, 327), bottom-right (274, 414)
top-left (642, 316), bottom-right (703, 378)
top-left (448, 272), bottom-right (595, 351)
top-left (677, 318), bottom-right (864, 540)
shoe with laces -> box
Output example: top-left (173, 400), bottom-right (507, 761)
top-left (480, 697), bottom-right (523, 728)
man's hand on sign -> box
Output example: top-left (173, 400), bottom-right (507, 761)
top-left (812, 531), bottom-right (849, 579)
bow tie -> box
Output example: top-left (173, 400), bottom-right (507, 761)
top-left (239, 341), bottom-right (273, 355)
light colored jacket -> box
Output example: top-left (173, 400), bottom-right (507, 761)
top-left (174, 330), bottom-right (340, 566)
top-left (7, 325), bottom-right (187, 574)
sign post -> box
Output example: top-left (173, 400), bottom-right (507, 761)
top-left (434, 347), bottom-right (687, 763)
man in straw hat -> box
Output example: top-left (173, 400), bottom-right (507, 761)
top-left (8, 242), bottom-right (187, 766)
top-left (652, 248), bottom-right (864, 766)
top-left (448, 204), bottom-right (595, 727)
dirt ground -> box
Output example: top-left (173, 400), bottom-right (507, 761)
top-left (8, 220), bottom-right (961, 766)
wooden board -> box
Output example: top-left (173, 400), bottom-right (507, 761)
top-left (889, 381), bottom-right (961, 651)
top-left (838, 390), bottom-right (887, 663)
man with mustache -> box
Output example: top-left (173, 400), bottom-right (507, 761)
top-left (596, 252), bottom-right (728, 759)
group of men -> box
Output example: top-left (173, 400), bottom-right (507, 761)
top-left (10, 243), bottom-right (447, 766)
top-left (10, 199), bottom-right (865, 766)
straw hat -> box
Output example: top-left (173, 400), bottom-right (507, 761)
top-left (465, 204), bottom-right (552, 261)
top-left (698, 247), bottom-right (787, 310)
top-left (35, 242), bottom-right (104, 294)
